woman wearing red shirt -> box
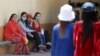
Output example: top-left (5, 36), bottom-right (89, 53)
top-left (32, 12), bottom-right (50, 52)
top-left (32, 12), bottom-right (41, 33)
top-left (73, 2), bottom-right (100, 56)
top-left (4, 14), bottom-right (29, 55)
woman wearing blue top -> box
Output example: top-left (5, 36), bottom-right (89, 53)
top-left (51, 4), bottom-right (75, 56)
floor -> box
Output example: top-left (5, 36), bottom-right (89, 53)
top-left (0, 52), bottom-right (51, 56)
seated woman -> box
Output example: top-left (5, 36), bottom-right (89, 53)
top-left (4, 14), bottom-right (29, 55)
top-left (33, 12), bottom-right (51, 51)
top-left (18, 12), bottom-right (34, 36)
top-left (26, 13), bottom-right (42, 52)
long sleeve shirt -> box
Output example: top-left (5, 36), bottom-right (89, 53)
top-left (73, 21), bottom-right (100, 56)
top-left (51, 23), bottom-right (74, 56)
top-left (4, 20), bottom-right (26, 44)
top-left (18, 20), bottom-right (34, 35)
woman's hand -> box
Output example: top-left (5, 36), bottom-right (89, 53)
top-left (21, 37), bottom-right (28, 44)
top-left (25, 37), bottom-right (28, 44)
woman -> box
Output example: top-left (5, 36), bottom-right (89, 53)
top-left (51, 4), bottom-right (75, 56)
top-left (32, 12), bottom-right (41, 33)
top-left (94, 9), bottom-right (99, 21)
top-left (26, 13), bottom-right (43, 52)
top-left (73, 2), bottom-right (100, 56)
top-left (33, 12), bottom-right (51, 51)
top-left (18, 12), bottom-right (34, 36)
top-left (4, 14), bottom-right (29, 54)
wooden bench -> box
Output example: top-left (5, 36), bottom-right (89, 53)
top-left (0, 41), bottom-right (15, 54)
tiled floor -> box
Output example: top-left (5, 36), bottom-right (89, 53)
top-left (0, 52), bottom-right (51, 56)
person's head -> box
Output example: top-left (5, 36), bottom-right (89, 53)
top-left (21, 12), bottom-right (27, 21)
top-left (74, 9), bottom-right (80, 16)
top-left (58, 4), bottom-right (75, 25)
top-left (72, 9), bottom-right (80, 23)
top-left (27, 13), bottom-right (33, 22)
top-left (33, 12), bottom-right (41, 20)
top-left (81, 2), bottom-right (96, 44)
top-left (94, 9), bottom-right (99, 19)
top-left (9, 14), bottom-right (17, 22)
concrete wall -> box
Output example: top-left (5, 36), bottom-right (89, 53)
top-left (0, 0), bottom-right (99, 41)
top-left (0, 0), bottom-right (99, 26)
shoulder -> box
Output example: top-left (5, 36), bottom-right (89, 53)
top-left (69, 23), bottom-right (74, 28)
top-left (94, 22), bottom-right (100, 29)
top-left (6, 21), bottom-right (12, 26)
top-left (18, 20), bottom-right (23, 25)
top-left (18, 20), bottom-right (21, 23)
top-left (73, 21), bottom-right (83, 32)
top-left (53, 23), bottom-right (60, 32)
top-left (74, 21), bottom-right (82, 27)
top-left (95, 22), bottom-right (100, 25)
top-left (75, 20), bottom-right (82, 25)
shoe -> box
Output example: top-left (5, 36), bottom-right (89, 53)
top-left (46, 42), bottom-right (51, 45)
top-left (38, 50), bottom-right (45, 53)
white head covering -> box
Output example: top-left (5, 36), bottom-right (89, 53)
top-left (58, 4), bottom-right (75, 21)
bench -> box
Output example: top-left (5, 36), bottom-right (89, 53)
top-left (0, 41), bottom-right (16, 54)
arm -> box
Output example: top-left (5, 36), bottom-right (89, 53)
top-left (16, 24), bottom-right (25, 37)
top-left (70, 24), bottom-right (75, 50)
top-left (19, 21), bottom-right (34, 32)
top-left (51, 27), bottom-right (56, 56)
top-left (73, 23), bottom-right (80, 56)
top-left (4, 25), bottom-right (13, 40)
top-left (27, 33), bottom-right (34, 37)
top-left (94, 24), bottom-right (100, 56)
top-left (73, 23), bottom-right (78, 48)
top-left (4, 22), bottom-right (21, 41)
top-left (16, 25), bottom-right (28, 44)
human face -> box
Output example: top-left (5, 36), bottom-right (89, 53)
top-left (22, 14), bottom-right (27, 21)
top-left (36, 14), bottom-right (41, 20)
top-left (12, 15), bottom-right (18, 22)
top-left (28, 18), bottom-right (33, 23)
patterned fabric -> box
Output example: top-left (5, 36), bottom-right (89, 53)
top-left (4, 20), bottom-right (29, 54)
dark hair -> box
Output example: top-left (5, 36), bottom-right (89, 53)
top-left (9, 14), bottom-right (17, 21)
top-left (33, 12), bottom-right (41, 19)
top-left (21, 12), bottom-right (27, 18)
top-left (73, 9), bottom-right (80, 23)
top-left (82, 10), bottom-right (96, 44)
top-left (20, 12), bottom-right (29, 26)
top-left (94, 10), bottom-right (99, 19)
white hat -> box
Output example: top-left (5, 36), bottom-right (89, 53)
top-left (58, 4), bottom-right (75, 21)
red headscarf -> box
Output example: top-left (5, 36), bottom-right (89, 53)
top-left (27, 13), bottom-right (33, 19)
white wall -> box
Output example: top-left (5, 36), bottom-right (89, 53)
top-left (0, 0), bottom-right (69, 26)
top-left (0, 0), bottom-right (99, 26)
top-left (0, 0), bottom-right (33, 26)
top-left (31, 0), bottom-right (53, 24)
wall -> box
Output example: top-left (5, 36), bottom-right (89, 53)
top-left (0, 0), bottom-right (33, 26)
top-left (0, 0), bottom-right (68, 41)
top-left (0, 0), bottom-right (100, 26)
top-left (0, 0), bottom-right (99, 41)
top-left (0, 0), bottom-right (68, 26)
top-left (31, 0), bottom-right (53, 24)
top-left (0, 0), bottom-right (33, 41)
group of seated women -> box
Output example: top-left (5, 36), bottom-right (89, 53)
top-left (4, 12), bottom-right (51, 55)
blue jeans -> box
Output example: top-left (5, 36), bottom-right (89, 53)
top-left (39, 34), bottom-right (45, 45)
